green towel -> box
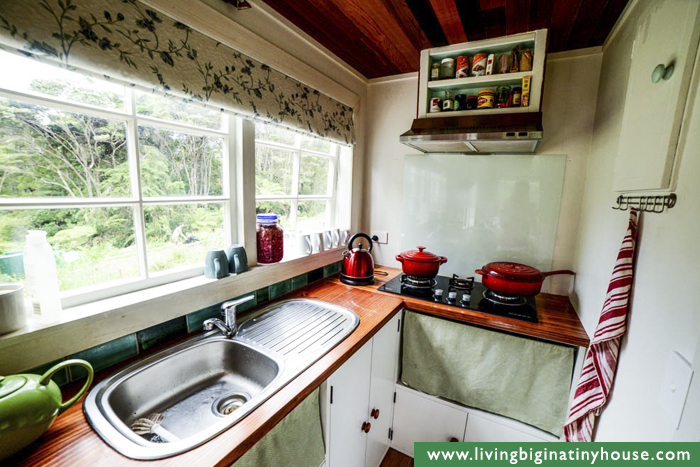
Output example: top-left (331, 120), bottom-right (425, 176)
top-left (233, 388), bottom-right (325, 467)
top-left (401, 310), bottom-right (574, 436)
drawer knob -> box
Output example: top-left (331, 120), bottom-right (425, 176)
top-left (361, 421), bottom-right (371, 433)
top-left (652, 63), bottom-right (674, 83)
top-left (371, 408), bottom-right (380, 419)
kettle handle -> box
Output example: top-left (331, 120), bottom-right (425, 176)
top-left (347, 233), bottom-right (373, 252)
top-left (40, 359), bottom-right (94, 415)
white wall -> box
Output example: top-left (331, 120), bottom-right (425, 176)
top-left (572, 0), bottom-right (700, 441)
top-left (363, 54), bottom-right (602, 294)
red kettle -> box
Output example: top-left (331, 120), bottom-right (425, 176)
top-left (340, 233), bottom-right (375, 286)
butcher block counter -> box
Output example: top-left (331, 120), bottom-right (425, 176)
top-left (10, 270), bottom-right (588, 466)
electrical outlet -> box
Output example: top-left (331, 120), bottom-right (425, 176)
top-left (371, 231), bottom-right (388, 244)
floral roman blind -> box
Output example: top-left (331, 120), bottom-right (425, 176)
top-left (0, 0), bottom-right (355, 144)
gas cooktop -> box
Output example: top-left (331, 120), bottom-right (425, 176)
top-left (378, 273), bottom-right (538, 323)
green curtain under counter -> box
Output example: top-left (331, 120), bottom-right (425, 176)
top-left (401, 310), bottom-right (575, 436)
top-left (232, 388), bottom-right (325, 467)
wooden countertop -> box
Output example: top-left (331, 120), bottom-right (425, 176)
top-left (11, 269), bottom-right (588, 466)
top-left (327, 266), bottom-right (590, 348)
top-left (9, 281), bottom-right (404, 467)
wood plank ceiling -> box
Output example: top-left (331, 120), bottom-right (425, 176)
top-left (258, 0), bottom-right (629, 79)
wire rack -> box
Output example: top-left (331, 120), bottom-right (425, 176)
top-left (612, 193), bottom-right (677, 213)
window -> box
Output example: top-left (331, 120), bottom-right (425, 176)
top-left (254, 123), bottom-right (339, 245)
top-left (0, 50), bottom-right (234, 305)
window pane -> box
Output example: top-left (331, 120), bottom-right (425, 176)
top-left (299, 154), bottom-right (330, 196)
top-left (138, 126), bottom-right (224, 197)
top-left (255, 123), bottom-right (296, 146)
top-left (256, 201), bottom-right (292, 231)
top-left (0, 50), bottom-right (125, 110)
top-left (297, 200), bottom-right (328, 233)
top-left (255, 145), bottom-right (294, 196)
top-left (135, 91), bottom-right (222, 130)
top-left (0, 98), bottom-right (129, 198)
top-left (301, 135), bottom-right (332, 154)
top-left (0, 207), bottom-right (139, 291)
top-left (144, 204), bottom-right (225, 274)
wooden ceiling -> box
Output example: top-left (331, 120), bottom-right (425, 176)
top-left (258, 0), bottom-right (629, 79)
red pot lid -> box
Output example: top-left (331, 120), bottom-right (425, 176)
top-left (481, 262), bottom-right (544, 283)
top-left (398, 246), bottom-right (443, 263)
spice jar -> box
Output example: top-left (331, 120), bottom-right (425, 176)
top-left (256, 214), bottom-right (284, 264)
top-left (455, 94), bottom-right (468, 111)
top-left (477, 89), bottom-right (495, 109)
top-left (467, 95), bottom-right (478, 110)
top-left (440, 58), bottom-right (455, 79)
top-left (497, 86), bottom-right (511, 108)
top-left (430, 97), bottom-right (443, 113)
top-left (512, 87), bottom-right (522, 107)
top-left (442, 90), bottom-right (454, 111)
top-left (430, 62), bottom-right (440, 81)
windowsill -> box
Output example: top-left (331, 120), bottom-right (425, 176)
top-left (0, 248), bottom-right (345, 374)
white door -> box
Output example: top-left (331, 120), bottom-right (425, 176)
top-left (391, 386), bottom-right (468, 457)
top-left (365, 313), bottom-right (402, 467)
top-left (328, 341), bottom-right (373, 467)
top-left (613, 0), bottom-right (700, 191)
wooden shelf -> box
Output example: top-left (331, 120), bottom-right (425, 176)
top-left (427, 71), bottom-right (532, 91)
top-left (424, 106), bottom-right (535, 118)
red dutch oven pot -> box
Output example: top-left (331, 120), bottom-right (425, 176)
top-left (396, 246), bottom-right (448, 279)
top-left (475, 262), bottom-right (575, 296)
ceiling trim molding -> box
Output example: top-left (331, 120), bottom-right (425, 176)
top-left (141, 0), bottom-right (361, 107)
top-left (368, 71), bottom-right (419, 85)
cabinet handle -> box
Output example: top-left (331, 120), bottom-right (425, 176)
top-left (450, 437), bottom-right (459, 442)
top-left (371, 408), bottom-right (380, 419)
top-left (652, 63), bottom-right (675, 83)
top-left (361, 421), bottom-right (372, 433)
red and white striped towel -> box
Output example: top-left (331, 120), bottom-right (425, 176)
top-left (564, 208), bottom-right (639, 442)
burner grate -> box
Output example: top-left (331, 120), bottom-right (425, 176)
top-left (449, 274), bottom-right (475, 291)
top-left (483, 289), bottom-right (526, 306)
top-left (400, 274), bottom-right (437, 290)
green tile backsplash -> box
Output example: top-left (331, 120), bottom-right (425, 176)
top-left (29, 261), bottom-right (343, 386)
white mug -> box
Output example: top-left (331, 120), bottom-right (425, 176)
top-left (0, 283), bottom-right (27, 335)
top-left (331, 228), bottom-right (340, 248)
top-left (340, 229), bottom-right (351, 245)
top-left (297, 233), bottom-right (312, 256)
top-left (322, 230), bottom-right (333, 250)
top-left (312, 232), bottom-right (324, 253)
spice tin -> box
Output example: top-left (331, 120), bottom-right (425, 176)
top-left (477, 89), bottom-right (495, 109)
top-left (456, 56), bottom-right (469, 78)
top-left (472, 53), bottom-right (487, 76)
top-left (430, 97), bottom-right (443, 112)
top-left (485, 54), bottom-right (495, 75)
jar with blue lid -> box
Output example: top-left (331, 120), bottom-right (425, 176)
top-left (256, 214), bottom-right (284, 264)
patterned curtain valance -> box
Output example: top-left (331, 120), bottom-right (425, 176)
top-left (0, 0), bottom-right (355, 145)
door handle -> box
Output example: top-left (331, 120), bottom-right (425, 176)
top-left (371, 408), bottom-right (380, 419)
top-left (361, 421), bottom-right (372, 433)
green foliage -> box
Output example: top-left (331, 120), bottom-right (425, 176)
top-left (50, 225), bottom-right (97, 250)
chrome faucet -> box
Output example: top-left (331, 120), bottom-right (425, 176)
top-left (203, 295), bottom-right (255, 338)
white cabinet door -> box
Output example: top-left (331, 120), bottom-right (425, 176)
top-left (328, 341), bottom-right (373, 467)
top-left (365, 313), bottom-right (402, 467)
top-left (464, 413), bottom-right (554, 442)
top-left (613, 0), bottom-right (700, 191)
top-left (391, 386), bottom-right (468, 457)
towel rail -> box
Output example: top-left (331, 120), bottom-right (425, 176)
top-left (612, 193), bottom-right (676, 213)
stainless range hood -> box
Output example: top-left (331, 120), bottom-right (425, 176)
top-left (400, 112), bottom-right (543, 154)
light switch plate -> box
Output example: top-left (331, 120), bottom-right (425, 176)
top-left (371, 231), bottom-right (388, 244)
top-left (659, 351), bottom-right (694, 429)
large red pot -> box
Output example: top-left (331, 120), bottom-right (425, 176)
top-left (396, 246), bottom-right (447, 278)
top-left (475, 262), bottom-right (574, 296)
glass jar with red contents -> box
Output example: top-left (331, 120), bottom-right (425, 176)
top-left (256, 214), bottom-right (284, 264)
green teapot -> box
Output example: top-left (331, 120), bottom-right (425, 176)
top-left (0, 359), bottom-right (94, 461)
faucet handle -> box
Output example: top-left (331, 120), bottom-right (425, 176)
top-left (221, 295), bottom-right (255, 314)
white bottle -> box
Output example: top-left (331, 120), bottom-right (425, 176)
top-left (23, 230), bottom-right (62, 324)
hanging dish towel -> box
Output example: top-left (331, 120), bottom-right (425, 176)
top-left (564, 208), bottom-right (639, 442)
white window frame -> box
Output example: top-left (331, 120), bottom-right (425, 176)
top-left (254, 128), bottom-right (340, 237)
top-left (0, 84), bottom-right (237, 308)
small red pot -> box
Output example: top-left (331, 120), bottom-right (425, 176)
top-left (396, 246), bottom-right (447, 278)
top-left (475, 262), bottom-right (574, 296)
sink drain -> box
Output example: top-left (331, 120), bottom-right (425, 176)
top-left (213, 392), bottom-right (250, 417)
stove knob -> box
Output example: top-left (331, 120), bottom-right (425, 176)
top-left (448, 291), bottom-right (457, 301)
top-left (434, 289), bottom-right (443, 297)
top-left (462, 293), bottom-right (471, 303)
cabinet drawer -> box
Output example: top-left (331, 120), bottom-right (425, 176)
top-left (391, 386), bottom-right (467, 456)
top-left (464, 413), bottom-right (554, 443)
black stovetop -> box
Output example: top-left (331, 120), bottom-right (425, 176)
top-left (378, 274), bottom-right (538, 323)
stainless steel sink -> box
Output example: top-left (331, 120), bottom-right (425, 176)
top-left (84, 299), bottom-right (359, 459)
